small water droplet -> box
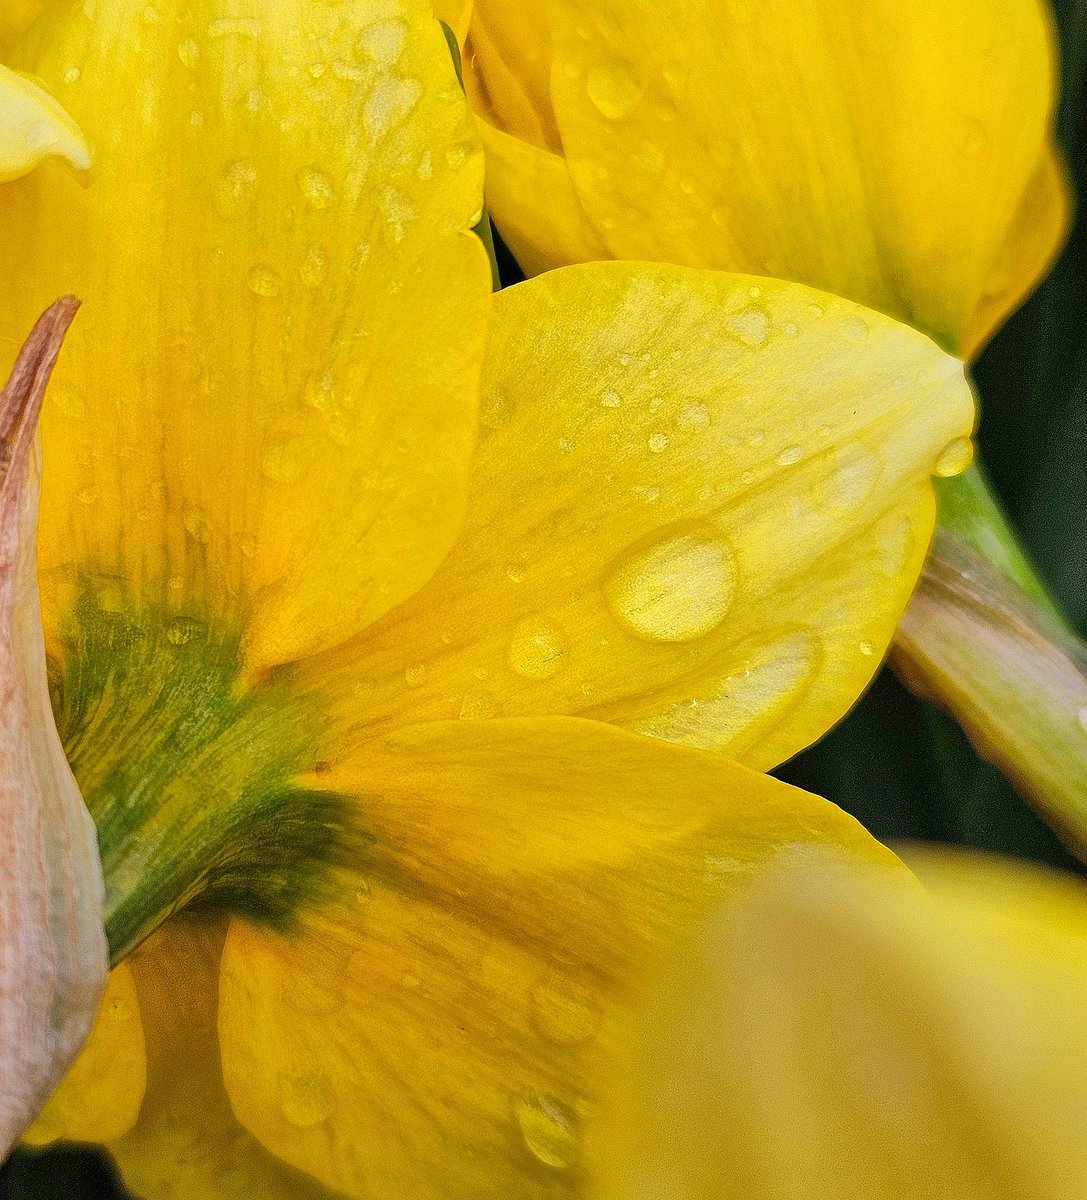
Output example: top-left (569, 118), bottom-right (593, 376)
top-left (934, 436), bottom-right (974, 478)
top-left (300, 245), bottom-right (328, 287)
top-left (177, 36), bottom-right (200, 69)
top-left (506, 561), bottom-right (527, 583)
top-left (775, 445), bottom-right (802, 467)
top-left (297, 167), bottom-right (334, 210)
top-left (63, 65), bottom-right (81, 84)
top-left (355, 879), bottom-right (372, 902)
top-left (364, 77), bottom-right (422, 141)
top-left (215, 158), bottom-right (258, 218)
top-left (76, 484), bottom-right (100, 504)
top-left (279, 1070), bottom-right (334, 1128)
top-left (859, 640), bottom-right (876, 657)
top-left (604, 524), bottom-right (736, 643)
top-left (586, 60), bottom-right (644, 120)
top-left (677, 403), bottom-right (710, 433)
top-left (726, 306), bottom-right (770, 349)
top-left (600, 389), bottom-right (621, 409)
top-left (247, 264), bottom-right (282, 297)
top-left (515, 1094), bottom-right (578, 1170)
top-left (460, 690), bottom-right (498, 719)
top-left (840, 315), bottom-right (869, 344)
top-left (404, 662), bottom-right (428, 687)
top-left (647, 432), bottom-right (670, 454)
top-left (508, 618), bottom-right (567, 680)
top-left (531, 972), bottom-right (602, 1046)
top-left (445, 141), bottom-right (473, 169)
top-left (820, 444), bottom-right (880, 512)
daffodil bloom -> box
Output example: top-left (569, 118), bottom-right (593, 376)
top-left (595, 847), bottom-right (1087, 1200)
top-left (1, 0), bottom-right (973, 1194)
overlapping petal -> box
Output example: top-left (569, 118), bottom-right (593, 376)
top-left (218, 717), bottom-right (900, 1200)
top-left (0, 63), bottom-right (87, 181)
top-left (469, 0), bottom-right (1063, 354)
top-left (0, 0), bottom-right (491, 673)
top-left (594, 849), bottom-right (1087, 1200)
top-left (301, 263), bottom-right (974, 771)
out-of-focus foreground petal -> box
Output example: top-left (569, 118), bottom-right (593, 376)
top-left (0, 302), bottom-right (107, 1156)
top-left (594, 848), bottom-right (1087, 1200)
top-left (218, 718), bottom-right (901, 1200)
top-left (0, 0), bottom-right (491, 675)
top-left (304, 262), bottom-right (974, 772)
top-left (468, 0), bottom-right (1063, 355)
top-left (0, 62), bottom-right (87, 181)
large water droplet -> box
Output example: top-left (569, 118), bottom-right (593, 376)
top-left (215, 158), bottom-right (258, 218)
top-left (508, 618), bottom-right (567, 680)
top-left (726, 306), bottom-right (770, 349)
top-left (819, 444), bottom-right (880, 513)
top-left (604, 524), bottom-right (736, 642)
top-left (515, 1094), bottom-right (579, 1170)
top-left (279, 1070), bottom-right (334, 1128)
top-left (531, 972), bottom-right (602, 1046)
top-left (297, 167), bottom-right (334, 210)
top-left (364, 77), bottom-right (422, 141)
top-left (586, 61), bottom-right (644, 120)
top-left (177, 36), bottom-right (200, 69)
top-left (934, 436), bottom-right (974, 478)
top-left (247, 264), bottom-right (282, 297)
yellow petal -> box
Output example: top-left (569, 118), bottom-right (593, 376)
top-left (0, 0), bottom-right (490, 673)
top-left (218, 717), bottom-right (899, 1200)
top-left (475, 0), bottom-right (1058, 355)
top-left (0, 63), bottom-right (87, 182)
top-left (300, 263), bottom-right (973, 771)
top-left (595, 849), bottom-right (1087, 1200)
top-left (432, 0), bottom-right (471, 44)
top-left (963, 145), bottom-right (1072, 359)
top-left (0, 0), bottom-right (46, 44)
top-left (23, 963), bottom-right (145, 1147)
top-left (108, 916), bottom-right (342, 1200)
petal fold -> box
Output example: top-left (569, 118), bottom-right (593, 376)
top-left (304, 263), bottom-right (974, 770)
top-left (219, 716), bottom-right (899, 1200)
top-left (0, 63), bottom-right (88, 182)
top-left (1, 0), bottom-right (491, 672)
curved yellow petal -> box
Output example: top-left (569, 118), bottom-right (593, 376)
top-left (0, 63), bottom-right (87, 182)
top-left (300, 263), bottom-right (973, 771)
top-left (107, 916), bottom-right (342, 1200)
top-left (474, 0), bottom-right (1058, 355)
top-left (23, 963), bottom-right (145, 1147)
top-left (219, 717), bottom-right (899, 1200)
top-left (0, 0), bottom-right (490, 673)
top-left (963, 145), bottom-right (1072, 359)
top-left (594, 850), bottom-right (1087, 1200)
top-left (432, 0), bottom-right (471, 44)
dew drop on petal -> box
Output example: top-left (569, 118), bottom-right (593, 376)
top-left (605, 524), bottom-right (736, 643)
top-left (934, 436), bottom-right (974, 478)
top-left (508, 618), bottom-right (567, 680)
top-left (677, 403), bottom-right (710, 433)
top-left (840, 315), bottom-right (869, 344)
top-left (215, 158), bottom-right (258, 218)
top-left (404, 662), bottom-right (428, 687)
top-left (279, 1070), bottom-right (334, 1128)
top-left (515, 1094), bottom-right (579, 1170)
top-left (247, 264), bottom-right (282, 297)
top-left (725, 306), bottom-right (770, 349)
top-left (586, 60), bottom-right (644, 120)
top-left (775, 445), bottom-right (802, 467)
top-left (297, 167), bottom-right (335, 209)
top-left (647, 432), bottom-right (670, 454)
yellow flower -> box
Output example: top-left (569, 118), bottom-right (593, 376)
top-left (595, 847), bottom-right (1087, 1200)
top-left (2, 0), bottom-right (971, 1194)
top-left (466, 0), bottom-right (1067, 360)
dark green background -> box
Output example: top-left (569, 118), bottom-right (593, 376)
top-left (5, 1), bottom-right (1086, 1194)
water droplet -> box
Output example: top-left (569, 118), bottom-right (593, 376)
top-left (586, 60), bottom-right (644, 120)
top-left (460, 690), bottom-right (498, 719)
top-left (775, 445), bottom-right (802, 467)
top-left (726, 306), bottom-right (770, 349)
top-left (647, 432), bottom-right (670, 454)
top-left (506, 561), bottom-right (527, 583)
top-left (364, 77), bottom-right (422, 141)
top-left (819, 444), bottom-right (880, 512)
top-left (165, 617), bottom-right (205, 646)
top-left (600, 389), bottom-right (621, 409)
top-left (934, 436), bottom-right (974, 478)
top-left (604, 524), bottom-right (736, 643)
top-left (358, 17), bottom-right (407, 68)
top-left (840, 315), bottom-right (869, 344)
top-left (279, 1070), bottom-right (334, 1128)
top-left (247, 264), bottom-right (282, 297)
top-left (76, 484), bottom-right (100, 504)
top-left (445, 142), bottom-right (473, 169)
top-left (215, 158), bottom-right (258, 218)
top-left (297, 167), bottom-right (334, 210)
top-left (63, 65), bottom-right (81, 84)
top-left (177, 36), bottom-right (200, 69)
top-left (354, 879), bottom-right (372, 902)
top-left (515, 1094), bottom-right (578, 1170)
top-left (677, 403), bottom-right (710, 433)
top-left (300, 245), bottom-right (328, 287)
top-left (404, 662), bottom-right (428, 687)
top-left (508, 618), bottom-right (567, 680)
top-left (859, 640), bottom-right (876, 657)
top-left (531, 972), bottom-right (602, 1046)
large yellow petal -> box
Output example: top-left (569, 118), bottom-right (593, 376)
top-left (298, 263), bottom-right (973, 771)
top-left (23, 963), bottom-right (145, 1147)
top-left (473, 0), bottom-right (1058, 355)
top-left (0, 0), bottom-right (490, 673)
top-left (594, 849), bottom-right (1087, 1200)
top-left (0, 63), bottom-right (87, 181)
top-left (108, 916), bottom-right (343, 1200)
top-left (431, 0), bottom-right (471, 44)
top-left (218, 717), bottom-right (899, 1200)
top-left (0, 0), bottom-right (45, 47)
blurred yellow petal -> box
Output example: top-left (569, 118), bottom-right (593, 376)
top-left (0, 0), bottom-right (45, 45)
top-left (0, 0), bottom-right (490, 673)
top-left (301, 263), bottom-right (973, 771)
top-left (23, 964), bottom-right (145, 1147)
top-left (473, 0), bottom-right (1058, 355)
top-left (108, 917), bottom-right (342, 1200)
top-left (595, 849), bottom-right (1087, 1200)
top-left (219, 717), bottom-right (899, 1200)
top-left (963, 145), bottom-right (1072, 359)
top-left (0, 63), bottom-right (87, 182)
top-left (432, 0), bottom-right (471, 44)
